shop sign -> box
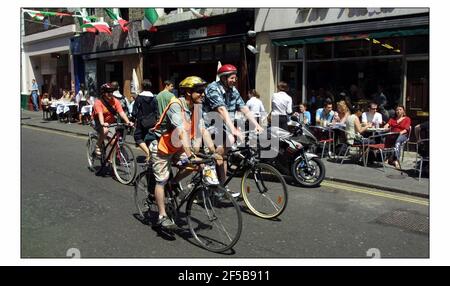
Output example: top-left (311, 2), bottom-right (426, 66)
top-left (173, 24), bottom-right (227, 41)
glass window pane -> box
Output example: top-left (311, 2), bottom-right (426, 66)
top-left (279, 46), bottom-right (304, 60)
top-left (224, 43), bottom-right (240, 60)
top-left (334, 40), bottom-right (370, 58)
top-left (189, 47), bottom-right (199, 62)
top-left (307, 43), bottom-right (332, 59)
top-left (405, 35), bottom-right (429, 54)
top-left (370, 37), bottom-right (403, 56)
top-left (214, 44), bottom-right (223, 60)
top-left (201, 45), bottom-right (213, 60)
top-left (177, 50), bottom-right (188, 63)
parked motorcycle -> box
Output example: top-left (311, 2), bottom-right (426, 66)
top-left (263, 120), bottom-right (325, 187)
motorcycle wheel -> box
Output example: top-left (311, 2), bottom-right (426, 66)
top-left (291, 156), bottom-right (325, 187)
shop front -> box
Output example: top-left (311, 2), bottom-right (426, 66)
top-left (140, 9), bottom-right (255, 97)
top-left (273, 28), bottom-right (429, 128)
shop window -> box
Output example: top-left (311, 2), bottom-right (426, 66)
top-left (405, 35), bottom-right (429, 54)
top-left (189, 47), bottom-right (200, 62)
top-left (279, 46), bottom-right (305, 60)
top-left (201, 45), bottom-right (213, 61)
top-left (334, 40), bottom-right (370, 58)
top-left (214, 44), bottom-right (223, 60)
top-left (177, 50), bottom-right (189, 63)
top-left (307, 43), bottom-right (332, 60)
top-left (370, 37), bottom-right (403, 56)
top-left (224, 43), bottom-right (240, 60)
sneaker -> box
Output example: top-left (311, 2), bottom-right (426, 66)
top-left (157, 216), bottom-right (177, 230)
top-left (225, 186), bottom-right (241, 198)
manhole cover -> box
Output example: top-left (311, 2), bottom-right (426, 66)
top-left (375, 210), bottom-right (429, 234)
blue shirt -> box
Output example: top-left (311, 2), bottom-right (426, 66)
top-left (31, 82), bottom-right (39, 96)
top-left (203, 81), bottom-right (245, 119)
top-left (299, 111), bottom-right (311, 125)
top-left (315, 108), bottom-right (335, 123)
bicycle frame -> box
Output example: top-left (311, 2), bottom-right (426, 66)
top-left (101, 126), bottom-right (126, 164)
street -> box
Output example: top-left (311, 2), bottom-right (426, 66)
top-left (21, 125), bottom-right (429, 258)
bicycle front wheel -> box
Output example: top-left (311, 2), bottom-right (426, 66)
top-left (86, 134), bottom-right (103, 173)
top-left (241, 163), bottom-right (288, 219)
top-left (112, 143), bottom-right (137, 185)
top-left (186, 186), bottom-right (242, 253)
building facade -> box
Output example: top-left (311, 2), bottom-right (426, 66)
top-left (254, 8), bottom-right (429, 128)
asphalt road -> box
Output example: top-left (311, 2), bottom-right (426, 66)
top-left (21, 125), bottom-right (429, 258)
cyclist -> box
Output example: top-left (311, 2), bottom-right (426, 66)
top-left (151, 76), bottom-right (220, 229)
top-left (203, 64), bottom-right (263, 192)
top-left (92, 83), bottom-right (134, 157)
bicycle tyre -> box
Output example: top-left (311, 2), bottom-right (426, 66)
top-left (134, 170), bottom-right (156, 221)
top-left (112, 143), bottom-right (137, 185)
top-left (186, 185), bottom-right (242, 253)
top-left (86, 134), bottom-right (103, 173)
top-left (241, 162), bottom-right (288, 219)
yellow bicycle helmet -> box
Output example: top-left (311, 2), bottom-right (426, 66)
top-left (179, 76), bottom-right (207, 89)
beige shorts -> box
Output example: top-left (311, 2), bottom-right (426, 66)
top-left (150, 140), bottom-right (185, 183)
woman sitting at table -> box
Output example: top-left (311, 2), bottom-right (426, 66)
top-left (333, 100), bottom-right (350, 124)
top-left (383, 105), bottom-right (411, 169)
top-left (345, 105), bottom-right (372, 146)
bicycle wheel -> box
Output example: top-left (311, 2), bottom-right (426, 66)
top-left (86, 134), bottom-right (103, 173)
top-left (112, 143), bottom-right (137, 185)
top-left (241, 163), bottom-right (288, 219)
top-left (134, 170), bottom-right (156, 221)
top-left (186, 185), bottom-right (242, 253)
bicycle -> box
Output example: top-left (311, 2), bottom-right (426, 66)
top-left (225, 130), bottom-right (288, 219)
top-left (134, 153), bottom-right (243, 253)
top-left (87, 123), bottom-right (137, 185)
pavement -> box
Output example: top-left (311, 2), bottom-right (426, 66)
top-left (20, 109), bottom-right (429, 198)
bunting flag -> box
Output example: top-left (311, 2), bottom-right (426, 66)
top-left (26, 11), bottom-right (45, 21)
top-left (104, 8), bottom-right (129, 32)
top-left (81, 22), bottom-right (112, 35)
top-left (76, 8), bottom-right (97, 34)
top-left (143, 8), bottom-right (159, 32)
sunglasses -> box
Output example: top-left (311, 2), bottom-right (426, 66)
top-left (370, 107), bottom-right (377, 110)
top-left (194, 88), bottom-right (205, 94)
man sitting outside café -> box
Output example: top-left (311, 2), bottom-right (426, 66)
top-left (315, 99), bottom-right (335, 126)
top-left (362, 102), bottom-right (383, 128)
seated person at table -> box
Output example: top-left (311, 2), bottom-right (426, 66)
top-left (315, 99), bottom-right (335, 126)
top-left (77, 83), bottom-right (89, 124)
top-left (362, 102), bottom-right (383, 128)
top-left (345, 105), bottom-right (372, 146)
top-left (383, 105), bottom-right (411, 169)
top-left (333, 100), bottom-right (350, 124)
top-left (296, 103), bottom-right (311, 125)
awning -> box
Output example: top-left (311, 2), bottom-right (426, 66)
top-left (273, 28), bottom-right (429, 46)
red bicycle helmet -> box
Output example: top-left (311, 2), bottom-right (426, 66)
top-left (217, 64), bottom-right (237, 78)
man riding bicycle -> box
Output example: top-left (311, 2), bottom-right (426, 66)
top-left (203, 64), bottom-right (263, 193)
top-left (151, 76), bottom-right (220, 229)
top-left (92, 83), bottom-right (134, 157)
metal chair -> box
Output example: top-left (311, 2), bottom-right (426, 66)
top-left (336, 129), bottom-right (366, 165)
top-left (415, 138), bottom-right (429, 181)
top-left (365, 132), bottom-right (401, 172)
top-left (308, 125), bottom-right (335, 158)
top-left (401, 127), bottom-right (412, 162)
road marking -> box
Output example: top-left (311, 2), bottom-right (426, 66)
top-left (322, 181), bottom-right (429, 206)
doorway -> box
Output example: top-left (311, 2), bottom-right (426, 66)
top-left (405, 59), bottom-right (429, 129)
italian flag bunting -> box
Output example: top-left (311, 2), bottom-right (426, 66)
top-left (81, 22), bottom-right (112, 35)
top-left (76, 8), bottom-right (97, 34)
top-left (26, 11), bottom-right (45, 21)
top-left (104, 8), bottom-right (129, 32)
top-left (143, 8), bottom-right (159, 32)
